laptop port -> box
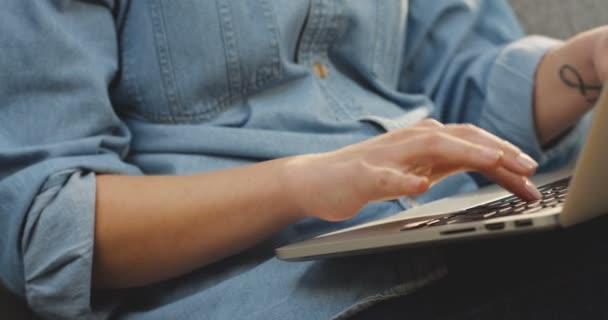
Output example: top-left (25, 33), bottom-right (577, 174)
top-left (514, 219), bottom-right (533, 227)
top-left (485, 222), bottom-right (505, 231)
top-left (440, 227), bottom-right (476, 235)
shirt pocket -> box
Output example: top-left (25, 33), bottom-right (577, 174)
top-left (114, 0), bottom-right (283, 124)
top-left (330, 0), bottom-right (406, 89)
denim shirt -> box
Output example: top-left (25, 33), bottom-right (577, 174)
top-left (0, 0), bottom-right (585, 319)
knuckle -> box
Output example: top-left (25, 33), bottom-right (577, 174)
top-left (421, 132), bottom-right (448, 156)
top-left (421, 118), bottom-right (443, 127)
top-left (460, 123), bottom-right (481, 135)
top-left (477, 154), bottom-right (501, 169)
top-left (425, 132), bottom-right (446, 146)
top-left (384, 129), bottom-right (402, 139)
top-left (499, 138), bottom-right (520, 153)
top-left (387, 127), bottom-right (416, 141)
top-left (423, 132), bottom-right (441, 143)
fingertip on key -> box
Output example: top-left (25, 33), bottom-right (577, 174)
top-left (524, 178), bottom-right (542, 200)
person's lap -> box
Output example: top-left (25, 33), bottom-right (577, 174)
top-left (9, 202), bottom-right (608, 319)
top-left (353, 215), bottom-right (608, 319)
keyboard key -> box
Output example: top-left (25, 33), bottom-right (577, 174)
top-left (523, 206), bottom-right (543, 215)
top-left (509, 206), bottom-right (527, 215)
top-left (483, 211), bottom-right (498, 218)
top-left (511, 201), bottom-right (527, 208)
top-left (401, 219), bottom-right (431, 231)
top-left (542, 199), bottom-right (559, 207)
top-left (398, 177), bottom-right (571, 232)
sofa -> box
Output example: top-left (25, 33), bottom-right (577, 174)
top-left (1, 0), bottom-right (606, 318)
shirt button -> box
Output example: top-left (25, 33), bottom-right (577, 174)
top-left (312, 62), bottom-right (329, 79)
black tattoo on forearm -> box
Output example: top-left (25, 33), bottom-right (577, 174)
top-left (559, 64), bottom-right (602, 103)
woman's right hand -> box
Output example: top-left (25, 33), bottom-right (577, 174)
top-left (92, 118), bottom-right (543, 287)
top-left (283, 119), bottom-right (542, 222)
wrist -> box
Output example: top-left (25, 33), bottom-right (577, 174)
top-left (279, 152), bottom-right (363, 222)
top-left (552, 28), bottom-right (603, 105)
top-left (278, 154), bottom-right (321, 221)
top-left (533, 31), bottom-right (601, 145)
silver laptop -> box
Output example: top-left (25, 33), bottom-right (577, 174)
top-left (276, 82), bottom-right (608, 261)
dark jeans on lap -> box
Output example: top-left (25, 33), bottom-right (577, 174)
top-left (353, 215), bottom-right (608, 319)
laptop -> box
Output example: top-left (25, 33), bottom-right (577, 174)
top-left (276, 82), bottom-right (608, 261)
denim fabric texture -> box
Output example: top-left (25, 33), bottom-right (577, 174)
top-left (0, 0), bottom-right (585, 319)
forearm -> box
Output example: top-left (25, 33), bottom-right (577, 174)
top-left (91, 120), bottom-right (543, 290)
top-left (93, 157), bottom-right (301, 289)
top-left (534, 27), bottom-right (607, 145)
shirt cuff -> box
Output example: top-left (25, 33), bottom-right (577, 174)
top-left (478, 35), bottom-right (581, 168)
top-left (22, 170), bottom-right (97, 318)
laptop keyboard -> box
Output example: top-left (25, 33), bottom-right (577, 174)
top-left (400, 177), bottom-right (571, 231)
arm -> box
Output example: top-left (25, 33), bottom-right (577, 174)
top-left (2, 1), bottom-right (539, 304)
top-left (0, 1), bottom-right (140, 318)
top-left (93, 159), bottom-right (300, 288)
top-left (400, 0), bottom-right (599, 169)
top-left (94, 118), bottom-right (543, 289)
top-left (534, 26), bottom-right (608, 145)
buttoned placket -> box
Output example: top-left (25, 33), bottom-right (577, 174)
top-left (295, 0), bottom-right (358, 121)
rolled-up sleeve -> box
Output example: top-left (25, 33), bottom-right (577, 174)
top-left (402, 0), bottom-right (586, 172)
top-left (0, 1), bottom-right (140, 318)
top-left (479, 35), bottom-right (587, 168)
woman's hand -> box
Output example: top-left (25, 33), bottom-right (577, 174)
top-left (283, 119), bottom-right (541, 222)
top-left (535, 26), bottom-right (608, 145)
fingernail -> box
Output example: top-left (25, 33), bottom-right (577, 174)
top-left (524, 179), bottom-right (542, 200)
top-left (480, 149), bottom-right (502, 163)
top-left (516, 153), bottom-right (538, 171)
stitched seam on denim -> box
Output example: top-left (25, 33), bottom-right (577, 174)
top-left (324, 1), bottom-right (360, 120)
top-left (115, 3), bottom-right (160, 121)
top-left (311, 0), bottom-right (358, 121)
top-left (113, 2), bottom-right (141, 115)
top-left (255, 0), bottom-right (283, 88)
top-left (316, 0), bottom-right (342, 58)
top-left (157, 1), bottom-right (187, 117)
top-left (376, 1), bottom-right (402, 85)
top-left (317, 80), bottom-right (344, 121)
top-left (126, 2), bottom-right (234, 123)
top-left (128, 94), bottom-right (230, 122)
top-left (298, 0), bottom-right (323, 64)
top-left (322, 0), bottom-right (364, 120)
top-left (120, 26), bottom-right (145, 116)
top-left (150, 0), bottom-right (183, 122)
top-left (332, 266), bottom-right (448, 320)
top-left (315, 0), bottom-right (332, 55)
top-left (294, 0), bottom-right (339, 121)
top-left (324, 76), bottom-right (360, 120)
top-left (217, 0), bottom-right (244, 104)
top-left (372, 0), bottom-right (383, 80)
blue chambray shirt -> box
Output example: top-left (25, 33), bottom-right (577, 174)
top-left (0, 0), bottom-right (586, 319)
